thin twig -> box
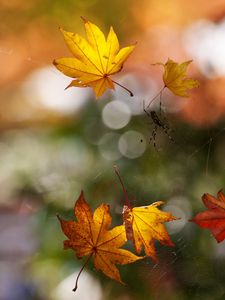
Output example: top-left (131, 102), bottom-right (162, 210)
top-left (114, 165), bottom-right (131, 207)
top-left (146, 86), bottom-right (165, 109)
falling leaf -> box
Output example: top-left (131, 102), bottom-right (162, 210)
top-left (57, 191), bottom-right (142, 291)
top-left (53, 17), bottom-right (135, 98)
top-left (191, 190), bottom-right (225, 243)
top-left (157, 59), bottom-right (199, 97)
top-left (123, 202), bottom-right (177, 260)
top-left (163, 59), bottom-right (199, 97)
top-left (146, 59), bottom-right (199, 109)
top-left (114, 166), bottom-right (177, 260)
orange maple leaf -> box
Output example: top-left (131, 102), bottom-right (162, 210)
top-left (53, 18), bottom-right (135, 98)
top-left (115, 167), bottom-right (177, 260)
top-left (57, 191), bottom-right (142, 291)
top-left (191, 190), bottom-right (225, 243)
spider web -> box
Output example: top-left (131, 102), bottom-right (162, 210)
top-left (1, 46), bottom-right (225, 299)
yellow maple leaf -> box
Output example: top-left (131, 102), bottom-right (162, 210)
top-left (57, 191), bottom-right (142, 291)
top-left (114, 166), bottom-right (177, 261)
top-left (53, 18), bottom-right (135, 98)
top-left (123, 202), bottom-right (177, 260)
top-left (161, 58), bottom-right (199, 97)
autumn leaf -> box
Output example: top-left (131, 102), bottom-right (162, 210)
top-left (146, 58), bottom-right (199, 108)
top-left (57, 191), bottom-right (142, 291)
top-left (161, 58), bottom-right (199, 97)
top-left (123, 203), bottom-right (177, 260)
top-left (191, 190), bottom-right (225, 243)
top-left (114, 166), bottom-right (177, 260)
top-left (53, 17), bottom-right (135, 98)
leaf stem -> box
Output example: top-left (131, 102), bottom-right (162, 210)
top-left (146, 86), bottom-right (165, 109)
top-left (111, 79), bottom-right (134, 97)
top-left (73, 252), bottom-right (93, 292)
top-left (114, 165), bottom-right (131, 207)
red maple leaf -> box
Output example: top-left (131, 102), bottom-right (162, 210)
top-left (191, 190), bottom-right (225, 243)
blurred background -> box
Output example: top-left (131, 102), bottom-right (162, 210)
top-left (1, 0), bottom-right (225, 299)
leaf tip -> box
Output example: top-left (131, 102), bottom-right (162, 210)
top-left (152, 201), bottom-right (165, 207)
top-left (201, 193), bottom-right (209, 203)
top-left (56, 214), bottom-right (64, 226)
top-left (80, 16), bottom-right (88, 23)
top-left (52, 59), bottom-right (58, 66)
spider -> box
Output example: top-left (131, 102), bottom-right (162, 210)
top-left (143, 106), bottom-right (174, 150)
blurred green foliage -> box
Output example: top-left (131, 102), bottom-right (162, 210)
top-left (1, 0), bottom-right (225, 299)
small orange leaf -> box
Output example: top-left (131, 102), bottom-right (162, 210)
top-left (53, 18), bottom-right (135, 98)
top-left (159, 59), bottom-right (199, 97)
top-left (57, 191), bottom-right (142, 290)
top-left (123, 203), bottom-right (177, 260)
